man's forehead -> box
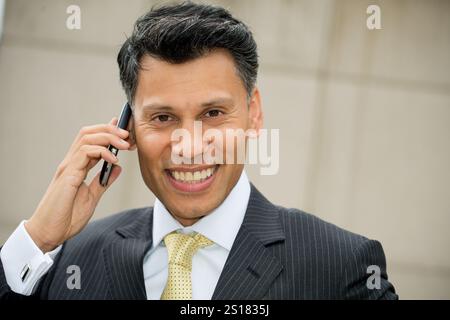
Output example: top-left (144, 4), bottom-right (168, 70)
top-left (134, 50), bottom-right (247, 109)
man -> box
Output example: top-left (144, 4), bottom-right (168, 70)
top-left (0, 2), bottom-right (397, 300)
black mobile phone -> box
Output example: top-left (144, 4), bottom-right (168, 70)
top-left (99, 102), bottom-right (132, 187)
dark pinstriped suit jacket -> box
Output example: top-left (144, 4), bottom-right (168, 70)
top-left (0, 184), bottom-right (398, 300)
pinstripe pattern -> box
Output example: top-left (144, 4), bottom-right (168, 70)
top-left (0, 184), bottom-right (398, 300)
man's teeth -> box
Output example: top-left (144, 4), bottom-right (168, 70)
top-left (170, 167), bottom-right (216, 183)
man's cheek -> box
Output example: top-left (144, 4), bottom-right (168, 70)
top-left (138, 132), bottom-right (170, 154)
top-left (223, 134), bottom-right (247, 164)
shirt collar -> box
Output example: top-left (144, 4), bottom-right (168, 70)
top-left (152, 170), bottom-right (251, 251)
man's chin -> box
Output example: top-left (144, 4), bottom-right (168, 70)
top-left (165, 202), bottom-right (218, 225)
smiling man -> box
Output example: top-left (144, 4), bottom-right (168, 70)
top-left (0, 2), bottom-right (397, 300)
top-left (132, 49), bottom-right (259, 226)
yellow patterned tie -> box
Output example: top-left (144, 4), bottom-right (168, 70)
top-left (161, 231), bottom-right (213, 300)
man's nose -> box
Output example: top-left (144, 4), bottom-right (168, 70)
top-left (171, 120), bottom-right (207, 164)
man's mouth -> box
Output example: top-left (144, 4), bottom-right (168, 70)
top-left (164, 165), bottom-right (219, 192)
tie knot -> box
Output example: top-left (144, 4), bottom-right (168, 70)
top-left (163, 231), bottom-right (213, 270)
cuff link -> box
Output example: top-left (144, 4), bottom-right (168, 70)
top-left (20, 264), bottom-right (31, 282)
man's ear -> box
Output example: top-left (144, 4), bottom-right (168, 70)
top-left (248, 87), bottom-right (263, 136)
top-left (126, 115), bottom-right (137, 151)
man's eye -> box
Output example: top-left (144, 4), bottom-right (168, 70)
top-left (153, 114), bottom-right (172, 122)
top-left (205, 110), bottom-right (222, 118)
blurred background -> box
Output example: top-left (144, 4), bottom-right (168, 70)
top-left (0, 0), bottom-right (449, 299)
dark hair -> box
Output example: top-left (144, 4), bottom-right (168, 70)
top-left (117, 1), bottom-right (258, 105)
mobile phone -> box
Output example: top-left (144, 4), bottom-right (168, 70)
top-left (99, 102), bottom-right (132, 187)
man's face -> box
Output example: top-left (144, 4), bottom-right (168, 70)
top-left (131, 49), bottom-right (262, 226)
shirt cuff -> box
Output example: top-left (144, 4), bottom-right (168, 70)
top-left (0, 220), bottom-right (62, 295)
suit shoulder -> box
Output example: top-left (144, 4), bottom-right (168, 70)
top-left (88, 206), bottom-right (152, 231)
top-left (64, 207), bottom-right (152, 248)
top-left (273, 205), bottom-right (396, 299)
top-left (276, 206), bottom-right (370, 249)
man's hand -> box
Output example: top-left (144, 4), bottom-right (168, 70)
top-left (25, 117), bottom-right (134, 252)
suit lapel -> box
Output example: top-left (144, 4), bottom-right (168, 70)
top-left (212, 184), bottom-right (285, 299)
top-left (102, 208), bottom-right (153, 300)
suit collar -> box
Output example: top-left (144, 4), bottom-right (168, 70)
top-left (103, 208), bottom-right (153, 300)
top-left (240, 183), bottom-right (285, 245)
top-left (111, 182), bottom-right (284, 247)
top-left (115, 207), bottom-right (153, 240)
top-left (212, 183), bottom-right (285, 299)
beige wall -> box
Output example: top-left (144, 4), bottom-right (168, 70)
top-left (0, 0), bottom-right (449, 299)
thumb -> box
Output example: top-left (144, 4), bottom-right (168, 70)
top-left (88, 164), bottom-right (122, 201)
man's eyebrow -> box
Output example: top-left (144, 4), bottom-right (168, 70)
top-left (141, 104), bottom-right (173, 112)
top-left (141, 97), bottom-right (234, 111)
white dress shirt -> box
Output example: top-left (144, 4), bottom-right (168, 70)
top-left (0, 220), bottom-right (62, 295)
top-left (0, 170), bottom-right (251, 299)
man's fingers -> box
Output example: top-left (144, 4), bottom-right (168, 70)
top-left (86, 158), bottom-right (99, 172)
top-left (110, 117), bottom-right (118, 125)
top-left (88, 165), bottom-right (122, 200)
top-left (70, 145), bottom-right (118, 172)
top-left (66, 118), bottom-right (128, 159)
top-left (79, 132), bottom-right (130, 150)
top-left (59, 117), bottom-right (131, 179)
top-left (79, 120), bottom-right (127, 137)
